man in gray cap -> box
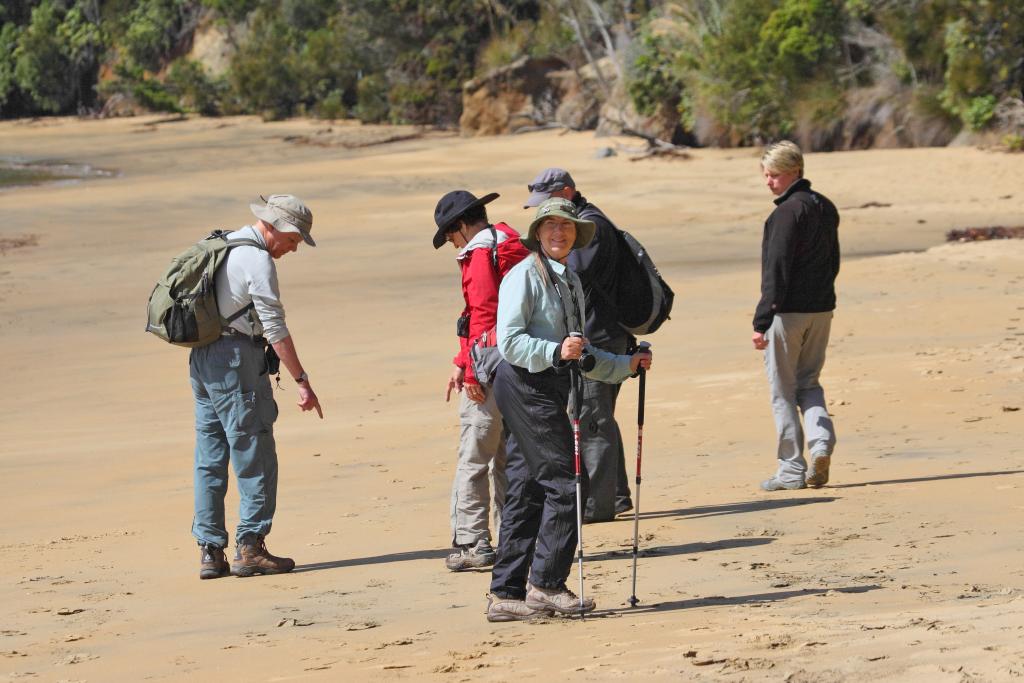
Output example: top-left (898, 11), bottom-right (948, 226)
top-left (524, 169), bottom-right (635, 523)
top-left (191, 194), bottom-right (323, 580)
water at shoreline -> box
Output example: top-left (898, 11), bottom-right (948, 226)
top-left (0, 159), bottom-right (116, 190)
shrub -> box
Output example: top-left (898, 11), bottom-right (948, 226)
top-left (227, 8), bottom-right (303, 120)
top-left (315, 89), bottom-right (343, 120)
top-left (940, 4), bottom-right (1024, 131)
top-left (962, 94), bottom-right (997, 131)
top-left (354, 73), bottom-right (388, 123)
top-left (628, 24), bottom-right (686, 117)
top-left (1002, 132), bottom-right (1024, 152)
top-left (167, 58), bottom-right (225, 115)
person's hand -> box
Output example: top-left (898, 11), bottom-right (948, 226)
top-left (297, 382), bottom-right (323, 419)
top-left (465, 382), bottom-right (486, 404)
top-left (629, 350), bottom-right (653, 374)
top-left (445, 366), bottom-right (465, 402)
top-left (752, 332), bottom-right (768, 350)
top-left (560, 335), bottom-right (587, 361)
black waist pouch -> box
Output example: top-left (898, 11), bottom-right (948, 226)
top-left (265, 344), bottom-right (280, 376)
top-left (456, 313), bottom-right (470, 338)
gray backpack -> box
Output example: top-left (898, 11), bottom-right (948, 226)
top-left (145, 230), bottom-right (265, 347)
top-left (578, 207), bottom-right (674, 336)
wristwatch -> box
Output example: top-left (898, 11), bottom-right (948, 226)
top-left (295, 371), bottom-right (309, 384)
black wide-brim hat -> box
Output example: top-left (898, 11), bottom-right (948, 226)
top-left (432, 190), bottom-right (499, 249)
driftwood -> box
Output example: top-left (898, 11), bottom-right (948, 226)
top-left (281, 129), bottom-right (428, 149)
top-left (511, 120), bottom-right (586, 135)
top-left (946, 226), bottom-right (1024, 242)
top-left (0, 234), bottom-right (40, 255)
top-left (614, 126), bottom-right (691, 161)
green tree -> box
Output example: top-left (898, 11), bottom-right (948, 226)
top-left (0, 22), bottom-right (18, 111)
top-left (940, 2), bottom-right (1024, 130)
top-left (227, 7), bottom-right (303, 119)
top-left (13, 0), bottom-right (104, 113)
top-left (120, 0), bottom-right (189, 72)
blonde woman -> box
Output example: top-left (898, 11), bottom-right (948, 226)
top-left (753, 141), bottom-right (840, 491)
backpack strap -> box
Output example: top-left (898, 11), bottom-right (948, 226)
top-left (225, 302), bottom-right (255, 324)
top-left (217, 229), bottom-right (269, 329)
top-left (571, 206), bottom-right (618, 314)
top-left (488, 225), bottom-right (499, 273)
top-left (535, 251), bottom-right (584, 335)
top-left (225, 238), bottom-right (264, 250)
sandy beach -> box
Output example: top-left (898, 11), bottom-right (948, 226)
top-left (2, 115), bottom-right (1023, 682)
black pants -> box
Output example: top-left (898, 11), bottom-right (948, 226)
top-left (489, 361), bottom-right (577, 598)
top-left (577, 375), bottom-right (631, 522)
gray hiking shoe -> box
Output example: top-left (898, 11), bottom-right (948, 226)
top-left (760, 476), bottom-right (806, 491)
top-left (199, 543), bottom-right (230, 580)
top-left (525, 583), bottom-right (596, 615)
top-left (805, 454), bottom-right (832, 488)
top-left (486, 593), bottom-right (552, 622)
top-left (445, 539), bottom-right (496, 571)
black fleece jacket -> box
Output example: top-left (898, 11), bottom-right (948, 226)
top-left (753, 178), bottom-right (841, 333)
top-left (567, 192), bottom-right (634, 350)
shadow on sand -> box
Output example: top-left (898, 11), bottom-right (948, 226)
top-left (591, 584), bottom-right (882, 617)
top-left (585, 536), bottom-right (774, 563)
top-left (829, 469), bottom-right (1024, 489)
top-left (294, 548), bottom-right (449, 573)
top-left (636, 495), bottom-right (837, 521)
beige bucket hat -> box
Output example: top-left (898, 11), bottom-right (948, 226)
top-left (250, 194), bottom-right (315, 247)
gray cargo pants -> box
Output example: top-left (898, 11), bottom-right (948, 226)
top-left (450, 388), bottom-right (507, 546)
top-left (574, 336), bottom-right (631, 522)
top-left (764, 311), bottom-right (837, 485)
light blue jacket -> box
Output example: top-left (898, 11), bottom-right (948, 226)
top-left (497, 253), bottom-right (633, 384)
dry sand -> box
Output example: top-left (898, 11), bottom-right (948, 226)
top-left (1, 115), bottom-right (1023, 682)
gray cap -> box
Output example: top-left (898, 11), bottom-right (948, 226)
top-left (523, 168), bottom-right (575, 208)
top-left (250, 194), bottom-right (315, 247)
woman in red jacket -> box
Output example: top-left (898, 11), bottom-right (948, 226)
top-left (432, 190), bottom-right (531, 571)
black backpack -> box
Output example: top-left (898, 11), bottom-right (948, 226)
top-left (579, 207), bottom-right (674, 336)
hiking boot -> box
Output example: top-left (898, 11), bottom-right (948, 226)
top-left (760, 476), bottom-right (806, 491)
top-left (486, 593), bottom-right (552, 622)
top-left (231, 536), bottom-right (295, 577)
top-left (199, 543), bottom-right (230, 580)
top-left (445, 539), bottom-right (496, 572)
top-left (525, 583), bottom-right (596, 615)
top-left (806, 454), bottom-right (832, 488)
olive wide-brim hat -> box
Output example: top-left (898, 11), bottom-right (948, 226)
top-left (431, 190), bottom-right (499, 249)
top-left (522, 197), bottom-right (595, 251)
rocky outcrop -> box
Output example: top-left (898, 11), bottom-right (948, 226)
top-left (460, 54), bottom-right (692, 144)
top-left (461, 56), bottom-right (572, 135)
top-left (460, 56), bottom-right (611, 135)
top-left (793, 85), bottom-right (959, 151)
top-left (186, 12), bottom-right (246, 77)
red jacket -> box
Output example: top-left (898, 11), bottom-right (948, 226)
top-left (454, 222), bottom-right (531, 385)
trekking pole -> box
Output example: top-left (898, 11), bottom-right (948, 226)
top-left (628, 341), bottom-right (651, 608)
top-left (569, 333), bottom-right (587, 619)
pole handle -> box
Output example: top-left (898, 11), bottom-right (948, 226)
top-left (636, 341), bottom-right (650, 427)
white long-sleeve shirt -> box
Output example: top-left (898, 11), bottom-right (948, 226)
top-left (215, 225), bottom-right (290, 343)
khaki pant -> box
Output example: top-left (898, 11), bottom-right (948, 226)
top-left (764, 311), bottom-right (837, 484)
top-left (450, 388), bottom-right (507, 546)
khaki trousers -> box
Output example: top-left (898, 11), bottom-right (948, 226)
top-left (764, 311), bottom-right (837, 484)
top-left (450, 388), bottom-right (507, 545)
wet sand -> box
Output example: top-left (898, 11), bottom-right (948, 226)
top-left (1, 115), bottom-right (1023, 681)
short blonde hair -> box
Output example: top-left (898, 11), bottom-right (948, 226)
top-left (761, 140), bottom-right (803, 176)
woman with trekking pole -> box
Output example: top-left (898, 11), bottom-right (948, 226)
top-left (484, 197), bottom-right (653, 623)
